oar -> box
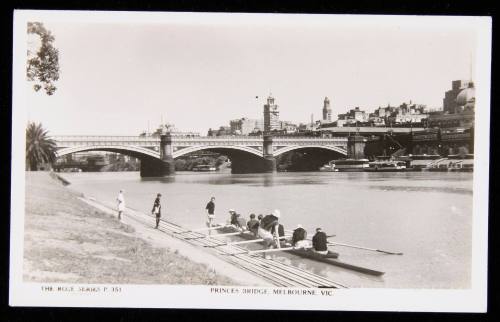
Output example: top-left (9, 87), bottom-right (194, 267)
top-left (224, 246), bottom-right (313, 256)
top-left (184, 231), bottom-right (243, 240)
top-left (328, 241), bottom-right (403, 255)
top-left (174, 224), bottom-right (229, 234)
top-left (204, 236), bottom-right (287, 248)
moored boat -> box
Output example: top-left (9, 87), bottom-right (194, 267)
top-left (325, 159), bottom-right (370, 172)
top-left (364, 160), bottom-right (407, 172)
top-left (192, 164), bottom-right (217, 172)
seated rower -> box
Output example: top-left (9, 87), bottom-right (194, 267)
top-left (235, 213), bottom-right (247, 230)
top-left (247, 214), bottom-right (259, 236)
top-left (229, 209), bottom-right (238, 226)
top-left (292, 224), bottom-right (310, 248)
top-left (312, 227), bottom-right (328, 255)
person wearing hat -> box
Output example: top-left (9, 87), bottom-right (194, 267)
top-left (151, 193), bottom-right (162, 229)
top-left (116, 189), bottom-right (125, 220)
top-left (205, 197), bottom-right (216, 228)
top-left (312, 227), bottom-right (328, 255)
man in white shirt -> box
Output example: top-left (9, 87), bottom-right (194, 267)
top-left (116, 189), bottom-right (125, 220)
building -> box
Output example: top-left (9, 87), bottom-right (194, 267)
top-left (279, 120), bottom-right (298, 134)
top-left (263, 95), bottom-right (280, 133)
top-left (411, 80), bottom-right (476, 156)
top-left (322, 97), bottom-right (332, 122)
top-left (370, 102), bottom-right (428, 127)
top-left (336, 107), bottom-right (370, 127)
top-left (428, 81), bottom-right (475, 130)
top-left (142, 123), bottom-right (199, 137)
top-left (230, 118), bottom-right (264, 135)
top-left (390, 101), bottom-right (428, 125)
top-left (214, 126), bottom-right (232, 136)
top-left (443, 80), bottom-right (474, 114)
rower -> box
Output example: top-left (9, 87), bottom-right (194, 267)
top-left (247, 214), bottom-right (259, 236)
top-left (312, 227), bottom-right (328, 255)
top-left (258, 209), bottom-right (281, 250)
top-left (229, 209), bottom-right (238, 226)
top-left (235, 213), bottom-right (247, 230)
top-left (292, 224), bottom-right (310, 248)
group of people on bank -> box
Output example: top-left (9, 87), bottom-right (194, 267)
top-left (116, 191), bottom-right (330, 254)
top-left (205, 197), bottom-right (330, 254)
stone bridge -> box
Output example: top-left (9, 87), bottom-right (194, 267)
top-left (53, 134), bottom-right (351, 176)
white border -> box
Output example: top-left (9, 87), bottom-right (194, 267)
top-left (10, 10), bottom-right (491, 312)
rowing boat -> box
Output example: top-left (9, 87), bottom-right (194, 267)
top-left (216, 225), bottom-right (339, 258)
top-left (215, 225), bottom-right (384, 276)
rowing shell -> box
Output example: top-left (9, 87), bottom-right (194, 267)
top-left (216, 226), bottom-right (385, 276)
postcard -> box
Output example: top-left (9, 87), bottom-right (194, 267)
top-left (10, 10), bottom-right (491, 311)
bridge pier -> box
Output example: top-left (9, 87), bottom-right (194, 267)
top-left (139, 133), bottom-right (176, 177)
top-left (347, 135), bottom-right (367, 159)
top-left (230, 135), bottom-right (276, 173)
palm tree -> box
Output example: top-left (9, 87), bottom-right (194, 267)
top-left (26, 122), bottom-right (57, 171)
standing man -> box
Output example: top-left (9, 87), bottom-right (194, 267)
top-left (312, 227), bottom-right (328, 255)
top-left (116, 189), bottom-right (125, 220)
top-left (151, 193), bottom-right (162, 229)
top-left (205, 197), bottom-right (216, 229)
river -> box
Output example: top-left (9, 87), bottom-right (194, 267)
top-left (59, 170), bottom-right (473, 289)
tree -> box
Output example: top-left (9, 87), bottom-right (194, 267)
top-left (27, 22), bottom-right (60, 95)
top-left (26, 122), bottom-right (57, 170)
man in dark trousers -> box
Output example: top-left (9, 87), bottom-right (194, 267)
top-left (205, 197), bottom-right (216, 228)
top-left (151, 193), bottom-right (162, 229)
top-left (312, 227), bottom-right (328, 255)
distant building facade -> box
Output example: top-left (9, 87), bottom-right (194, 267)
top-left (443, 80), bottom-right (474, 114)
top-left (322, 97), bottom-right (332, 122)
top-left (263, 95), bottom-right (280, 133)
top-left (230, 118), bottom-right (264, 135)
top-left (337, 107), bottom-right (369, 127)
top-left (411, 80), bottom-right (476, 156)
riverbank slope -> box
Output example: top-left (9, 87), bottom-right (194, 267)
top-left (23, 172), bottom-right (244, 285)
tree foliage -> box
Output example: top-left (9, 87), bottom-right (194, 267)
top-left (27, 22), bottom-right (60, 95)
top-left (26, 122), bottom-right (57, 170)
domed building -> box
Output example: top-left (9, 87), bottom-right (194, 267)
top-left (455, 82), bottom-right (475, 112)
top-left (419, 79), bottom-right (476, 156)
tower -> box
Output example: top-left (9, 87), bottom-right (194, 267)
top-left (263, 94), bottom-right (280, 133)
top-left (322, 97), bottom-right (332, 122)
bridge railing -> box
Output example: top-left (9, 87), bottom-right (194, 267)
top-left (52, 135), bottom-right (346, 141)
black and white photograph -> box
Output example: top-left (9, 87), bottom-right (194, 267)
top-left (10, 10), bottom-right (491, 311)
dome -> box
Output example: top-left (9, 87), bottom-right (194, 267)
top-left (456, 85), bottom-right (475, 106)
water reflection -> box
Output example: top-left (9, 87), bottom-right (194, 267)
top-left (140, 176), bottom-right (176, 183)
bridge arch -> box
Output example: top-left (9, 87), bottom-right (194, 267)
top-left (55, 145), bottom-right (161, 160)
top-left (172, 145), bottom-right (263, 158)
top-left (273, 145), bottom-right (347, 157)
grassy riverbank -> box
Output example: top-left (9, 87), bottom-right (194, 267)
top-left (23, 172), bottom-right (235, 285)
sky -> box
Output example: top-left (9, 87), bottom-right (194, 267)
top-left (23, 12), bottom-right (478, 135)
